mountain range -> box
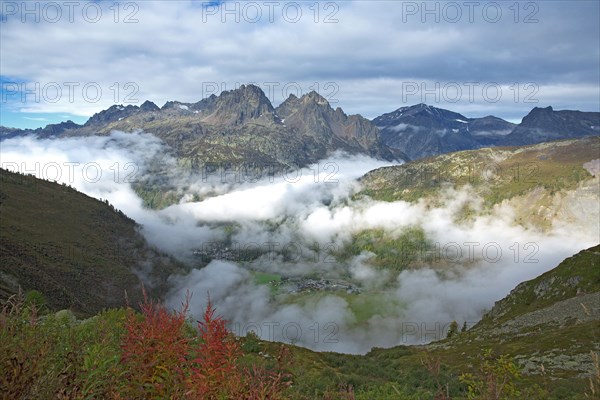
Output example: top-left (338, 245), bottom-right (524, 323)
top-left (2, 85), bottom-right (598, 163)
top-left (1, 85), bottom-right (399, 168)
top-left (374, 104), bottom-right (600, 160)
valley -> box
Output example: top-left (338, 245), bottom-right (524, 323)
top-left (1, 128), bottom-right (598, 352)
top-left (2, 117), bottom-right (599, 398)
top-left (2, 0), bottom-right (599, 397)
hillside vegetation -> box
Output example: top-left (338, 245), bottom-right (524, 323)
top-left (0, 169), bottom-right (184, 316)
top-left (360, 136), bottom-right (599, 206)
top-left (1, 243), bottom-right (598, 399)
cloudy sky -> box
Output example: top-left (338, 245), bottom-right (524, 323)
top-left (1, 0), bottom-right (599, 129)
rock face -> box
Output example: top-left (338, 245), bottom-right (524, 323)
top-left (373, 104), bottom-right (598, 160)
top-left (85, 104), bottom-right (141, 127)
top-left (275, 91), bottom-right (398, 161)
top-left (200, 84), bottom-right (277, 126)
top-left (140, 100), bottom-right (160, 112)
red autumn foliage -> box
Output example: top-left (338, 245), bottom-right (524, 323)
top-left (119, 293), bottom-right (291, 399)
top-left (119, 292), bottom-right (191, 398)
top-left (187, 297), bottom-right (242, 397)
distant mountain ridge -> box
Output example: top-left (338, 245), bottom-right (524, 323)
top-left (0, 85), bottom-right (400, 168)
top-left (2, 88), bottom-right (599, 162)
top-left (373, 103), bottom-right (599, 160)
top-left (0, 120), bottom-right (81, 140)
top-left (505, 105), bottom-right (600, 145)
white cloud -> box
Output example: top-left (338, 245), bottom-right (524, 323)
top-left (2, 130), bottom-right (598, 353)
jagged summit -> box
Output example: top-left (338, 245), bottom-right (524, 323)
top-left (140, 100), bottom-right (160, 112)
top-left (201, 84), bottom-right (276, 126)
top-left (84, 104), bottom-right (140, 127)
top-left (303, 90), bottom-right (330, 106)
top-left (274, 89), bottom-right (396, 160)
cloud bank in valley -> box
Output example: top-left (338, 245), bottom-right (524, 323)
top-left (1, 131), bottom-right (598, 353)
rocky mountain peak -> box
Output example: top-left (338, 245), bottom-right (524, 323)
top-left (201, 84), bottom-right (276, 126)
top-left (140, 100), bottom-right (160, 112)
top-left (303, 90), bottom-right (330, 106)
top-left (84, 104), bottom-right (140, 127)
top-left (273, 90), bottom-right (396, 161)
top-left (373, 104), bottom-right (499, 160)
top-left (276, 94), bottom-right (302, 119)
top-left (275, 91), bottom-right (334, 120)
top-left (520, 106), bottom-right (557, 124)
top-left (506, 106), bottom-right (599, 145)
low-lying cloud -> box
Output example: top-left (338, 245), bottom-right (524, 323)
top-left (1, 131), bottom-right (598, 354)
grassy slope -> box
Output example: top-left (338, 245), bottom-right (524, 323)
top-left (0, 169), bottom-right (184, 316)
top-left (478, 244), bottom-right (600, 326)
top-left (359, 136), bottom-right (599, 206)
top-left (429, 244), bottom-right (600, 397)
